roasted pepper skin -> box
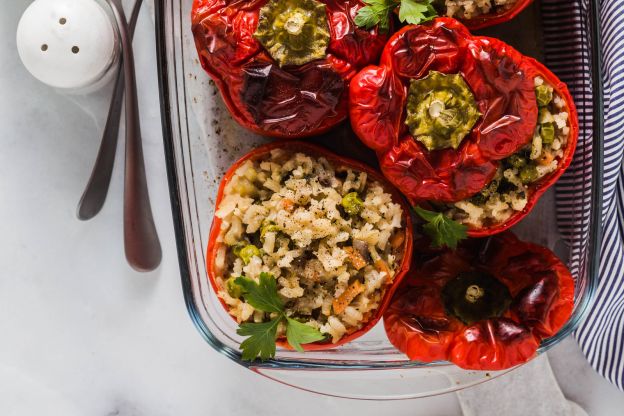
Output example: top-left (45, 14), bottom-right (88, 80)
top-left (349, 18), bottom-right (578, 237)
top-left (206, 142), bottom-right (414, 351)
top-left (192, 0), bottom-right (388, 138)
top-left (461, 0), bottom-right (534, 31)
top-left (383, 232), bottom-right (575, 370)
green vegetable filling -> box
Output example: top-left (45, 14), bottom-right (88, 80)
top-left (237, 244), bottom-right (262, 265)
top-left (254, 0), bottom-right (330, 67)
top-left (519, 165), bottom-right (538, 184)
top-left (506, 154), bottom-right (527, 169)
top-left (535, 84), bottom-right (553, 107)
top-left (260, 220), bottom-right (280, 240)
top-left (540, 123), bottom-right (555, 145)
top-left (405, 71), bottom-right (481, 151)
top-left (226, 276), bottom-right (247, 298)
top-left (341, 192), bottom-right (364, 216)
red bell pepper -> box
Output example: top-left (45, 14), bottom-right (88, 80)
top-left (206, 141), bottom-right (414, 351)
top-left (349, 18), bottom-right (578, 236)
top-left (384, 232), bottom-right (575, 370)
top-left (192, 0), bottom-right (388, 139)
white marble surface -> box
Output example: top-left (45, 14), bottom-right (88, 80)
top-left (2, 1), bottom-right (624, 415)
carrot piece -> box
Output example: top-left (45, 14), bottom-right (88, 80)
top-left (333, 280), bottom-right (365, 315)
top-left (390, 230), bottom-right (405, 250)
top-left (375, 259), bottom-right (392, 281)
top-left (281, 198), bottom-right (295, 212)
top-left (344, 247), bottom-right (367, 270)
top-left (538, 151), bottom-right (555, 166)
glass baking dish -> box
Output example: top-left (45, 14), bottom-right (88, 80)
top-left (155, 0), bottom-right (604, 399)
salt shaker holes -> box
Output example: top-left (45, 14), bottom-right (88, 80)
top-left (16, 0), bottom-right (118, 89)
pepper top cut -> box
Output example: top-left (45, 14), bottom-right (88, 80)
top-left (254, 0), bottom-right (330, 67)
top-left (405, 71), bottom-right (481, 151)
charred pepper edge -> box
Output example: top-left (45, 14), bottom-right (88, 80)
top-left (206, 141), bottom-right (414, 352)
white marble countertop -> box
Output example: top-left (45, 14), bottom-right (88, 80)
top-left (2, 1), bottom-right (624, 415)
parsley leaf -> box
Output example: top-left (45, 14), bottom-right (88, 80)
top-left (398, 0), bottom-right (437, 25)
top-left (235, 273), bottom-right (327, 360)
top-left (235, 272), bottom-right (284, 314)
top-left (414, 206), bottom-right (467, 249)
top-left (354, 0), bottom-right (397, 32)
top-left (286, 318), bottom-right (326, 352)
top-left (237, 318), bottom-right (281, 361)
top-left (355, 0), bottom-right (438, 32)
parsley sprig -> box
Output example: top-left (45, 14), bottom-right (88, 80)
top-left (355, 0), bottom-right (438, 33)
top-left (414, 206), bottom-right (467, 249)
top-left (235, 273), bottom-right (325, 361)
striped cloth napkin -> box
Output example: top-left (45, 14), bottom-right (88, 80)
top-left (546, 0), bottom-right (624, 390)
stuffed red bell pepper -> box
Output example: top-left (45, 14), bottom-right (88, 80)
top-left (191, 0), bottom-right (389, 139)
top-left (207, 141), bottom-right (413, 359)
top-left (349, 18), bottom-right (578, 237)
top-left (384, 232), bottom-right (575, 370)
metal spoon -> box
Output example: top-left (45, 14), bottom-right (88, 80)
top-left (77, 0), bottom-right (143, 220)
top-left (107, 0), bottom-right (162, 272)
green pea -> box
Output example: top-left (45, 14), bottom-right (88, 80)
top-left (535, 85), bottom-right (553, 107)
top-left (260, 220), bottom-right (280, 240)
top-left (341, 192), bottom-right (364, 216)
top-left (238, 245), bottom-right (262, 265)
top-left (519, 165), bottom-right (538, 184)
top-left (540, 123), bottom-right (555, 145)
top-left (226, 277), bottom-right (244, 298)
top-left (231, 242), bottom-right (246, 257)
top-left (506, 154), bottom-right (527, 169)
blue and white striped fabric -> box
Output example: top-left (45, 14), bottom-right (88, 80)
top-left (544, 0), bottom-right (624, 390)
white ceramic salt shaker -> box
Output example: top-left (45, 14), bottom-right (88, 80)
top-left (16, 0), bottom-right (119, 92)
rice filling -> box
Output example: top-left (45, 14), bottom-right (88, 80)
top-left (214, 149), bottom-right (406, 343)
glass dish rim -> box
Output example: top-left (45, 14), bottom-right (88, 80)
top-left (154, 0), bottom-right (605, 370)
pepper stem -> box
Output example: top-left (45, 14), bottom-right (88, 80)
top-left (284, 10), bottom-right (308, 35)
top-left (254, 0), bottom-right (330, 67)
top-left (465, 285), bottom-right (485, 303)
top-left (428, 100), bottom-right (445, 118)
top-left (442, 272), bottom-right (512, 325)
top-left (405, 71), bottom-right (481, 151)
